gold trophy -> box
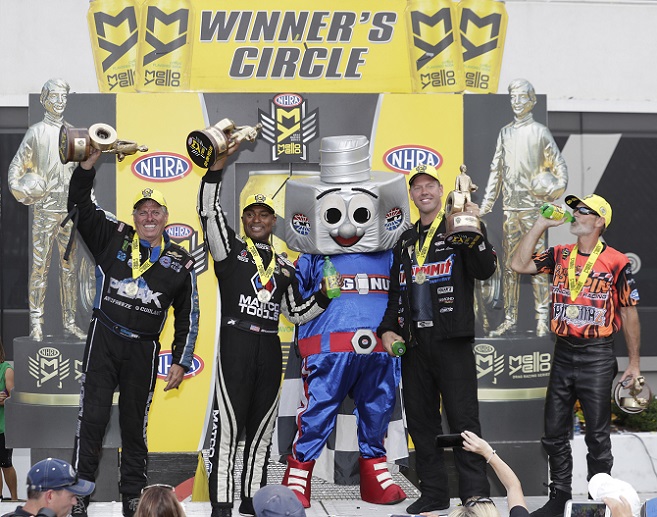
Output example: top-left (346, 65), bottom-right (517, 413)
top-left (59, 123), bottom-right (148, 163)
top-left (444, 164), bottom-right (483, 247)
top-left (186, 118), bottom-right (262, 168)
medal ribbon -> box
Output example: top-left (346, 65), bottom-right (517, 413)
top-left (415, 210), bottom-right (444, 267)
top-left (245, 236), bottom-right (276, 288)
top-left (131, 232), bottom-right (163, 279)
top-left (568, 240), bottom-right (603, 301)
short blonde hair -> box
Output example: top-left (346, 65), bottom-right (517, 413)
top-left (449, 499), bottom-right (500, 517)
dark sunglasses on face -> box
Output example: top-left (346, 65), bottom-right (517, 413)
top-left (573, 206), bottom-right (599, 216)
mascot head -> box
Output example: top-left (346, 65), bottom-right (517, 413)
top-left (285, 135), bottom-right (411, 255)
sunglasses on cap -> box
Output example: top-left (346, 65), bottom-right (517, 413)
top-left (572, 206), bottom-right (599, 216)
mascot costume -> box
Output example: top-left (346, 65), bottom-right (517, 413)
top-left (280, 135), bottom-right (411, 508)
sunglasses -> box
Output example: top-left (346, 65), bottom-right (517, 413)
top-left (572, 206), bottom-right (599, 216)
top-left (465, 497), bottom-right (495, 507)
top-left (141, 484), bottom-right (175, 494)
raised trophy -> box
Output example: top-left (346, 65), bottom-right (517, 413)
top-left (59, 123), bottom-right (148, 163)
top-left (444, 164), bottom-right (483, 247)
top-left (186, 118), bottom-right (262, 168)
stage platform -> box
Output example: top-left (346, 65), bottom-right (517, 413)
top-left (1, 495), bottom-right (656, 517)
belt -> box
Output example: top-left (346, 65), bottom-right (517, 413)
top-left (415, 320), bottom-right (434, 328)
top-left (94, 310), bottom-right (160, 342)
top-left (221, 317), bottom-right (278, 335)
top-left (298, 330), bottom-right (384, 357)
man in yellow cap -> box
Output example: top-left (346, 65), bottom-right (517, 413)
top-left (378, 164), bottom-right (498, 514)
top-left (66, 148), bottom-right (199, 517)
top-left (196, 142), bottom-right (331, 517)
top-left (512, 193), bottom-right (641, 517)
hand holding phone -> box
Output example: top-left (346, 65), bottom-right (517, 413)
top-left (564, 500), bottom-right (611, 517)
top-left (435, 433), bottom-right (465, 448)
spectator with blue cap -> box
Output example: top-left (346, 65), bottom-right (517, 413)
top-left (4, 458), bottom-right (94, 517)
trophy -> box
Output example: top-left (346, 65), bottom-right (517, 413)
top-left (186, 118), bottom-right (262, 168)
top-left (614, 376), bottom-right (653, 414)
top-left (59, 123), bottom-right (148, 164)
top-left (444, 164), bottom-right (483, 247)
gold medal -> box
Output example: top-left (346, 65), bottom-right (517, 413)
top-left (125, 281), bottom-right (139, 297)
top-left (258, 289), bottom-right (272, 303)
top-left (415, 270), bottom-right (426, 284)
top-left (566, 305), bottom-right (579, 319)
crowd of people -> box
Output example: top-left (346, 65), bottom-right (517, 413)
top-left (2, 98), bottom-right (645, 517)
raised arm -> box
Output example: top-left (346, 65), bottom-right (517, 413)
top-left (511, 215), bottom-right (561, 274)
top-left (461, 430), bottom-right (527, 511)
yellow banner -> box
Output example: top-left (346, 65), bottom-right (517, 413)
top-left (88, 0), bottom-right (507, 94)
top-left (116, 93), bottom-right (215, 452)
top-left (371, 93), bottom-right (464, 219)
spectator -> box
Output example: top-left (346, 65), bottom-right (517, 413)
top-left (0, 339), bottom-right (18, 501)
top-left (134, 484), bottom-right (185, 517)
top-left (423, 431), bottom-right (528, 517)
top-left (3, 458), bottom-right (94, 517)
top-left (253, 485), bottom-right (305, 517)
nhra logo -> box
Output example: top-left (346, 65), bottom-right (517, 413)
top-left (384, 145), bottom-right (443, 174)
top-left (157, 351), bottom-right (204, 379)
top-left (166, 223), bottom-right (193, 240)
top-left (132, 152), bottom-right (192, 182)
top-left (258, 93), bottom-right (319, 163)
top-left (273, 93), bottom-right (303, 108)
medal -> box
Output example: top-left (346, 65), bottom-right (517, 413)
top-left (125, 281), bottom-right (139, 297)
top-left (566, 305), bottom-right (579, 319)
top-left (415, 270), bottom-right (426, 284)
top-left (258, 289), bottom-right (272, 303)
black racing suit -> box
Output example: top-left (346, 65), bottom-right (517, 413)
top-left (378, 219), bottom-right (497, 504)
top-left (197, 168), bottom-right (330, 510)
top-left (68, 166), bottom-right (199, 496)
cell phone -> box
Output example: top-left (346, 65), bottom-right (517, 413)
top-left (564, 500), bottom-right (611, 517)
top-left (435, 433), bottom-right (464, 448)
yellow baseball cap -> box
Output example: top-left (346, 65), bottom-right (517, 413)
top-left (409, 164), bottom-right (440, 185)
top-left (565, 193), bottom-right (612, 227)
top-left (133, 187), bottom-right (168, 209)
top-left (243, 193), bottom-right (275, 214)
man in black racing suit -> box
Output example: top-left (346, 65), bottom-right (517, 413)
top-left (68, 149), bottom-right (199, 517)
top-left (378, 164), bottom-right (497, 514)
top-left (197, 144), bottom-right (331, 517)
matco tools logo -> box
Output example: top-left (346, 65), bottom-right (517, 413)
top-left (132, 152), bottom-right (192, 181)
top-left (259, 93), bottom-right (319, 162)
top-left (384, 145), bottom-right (442, 174)
top-left (28, 347), bottom-right (71, 389)
top-left (157, 351), bottom-right (204, 379)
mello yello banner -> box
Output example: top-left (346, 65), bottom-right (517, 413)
top-left (87, 0), bottom-right (507, 94)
